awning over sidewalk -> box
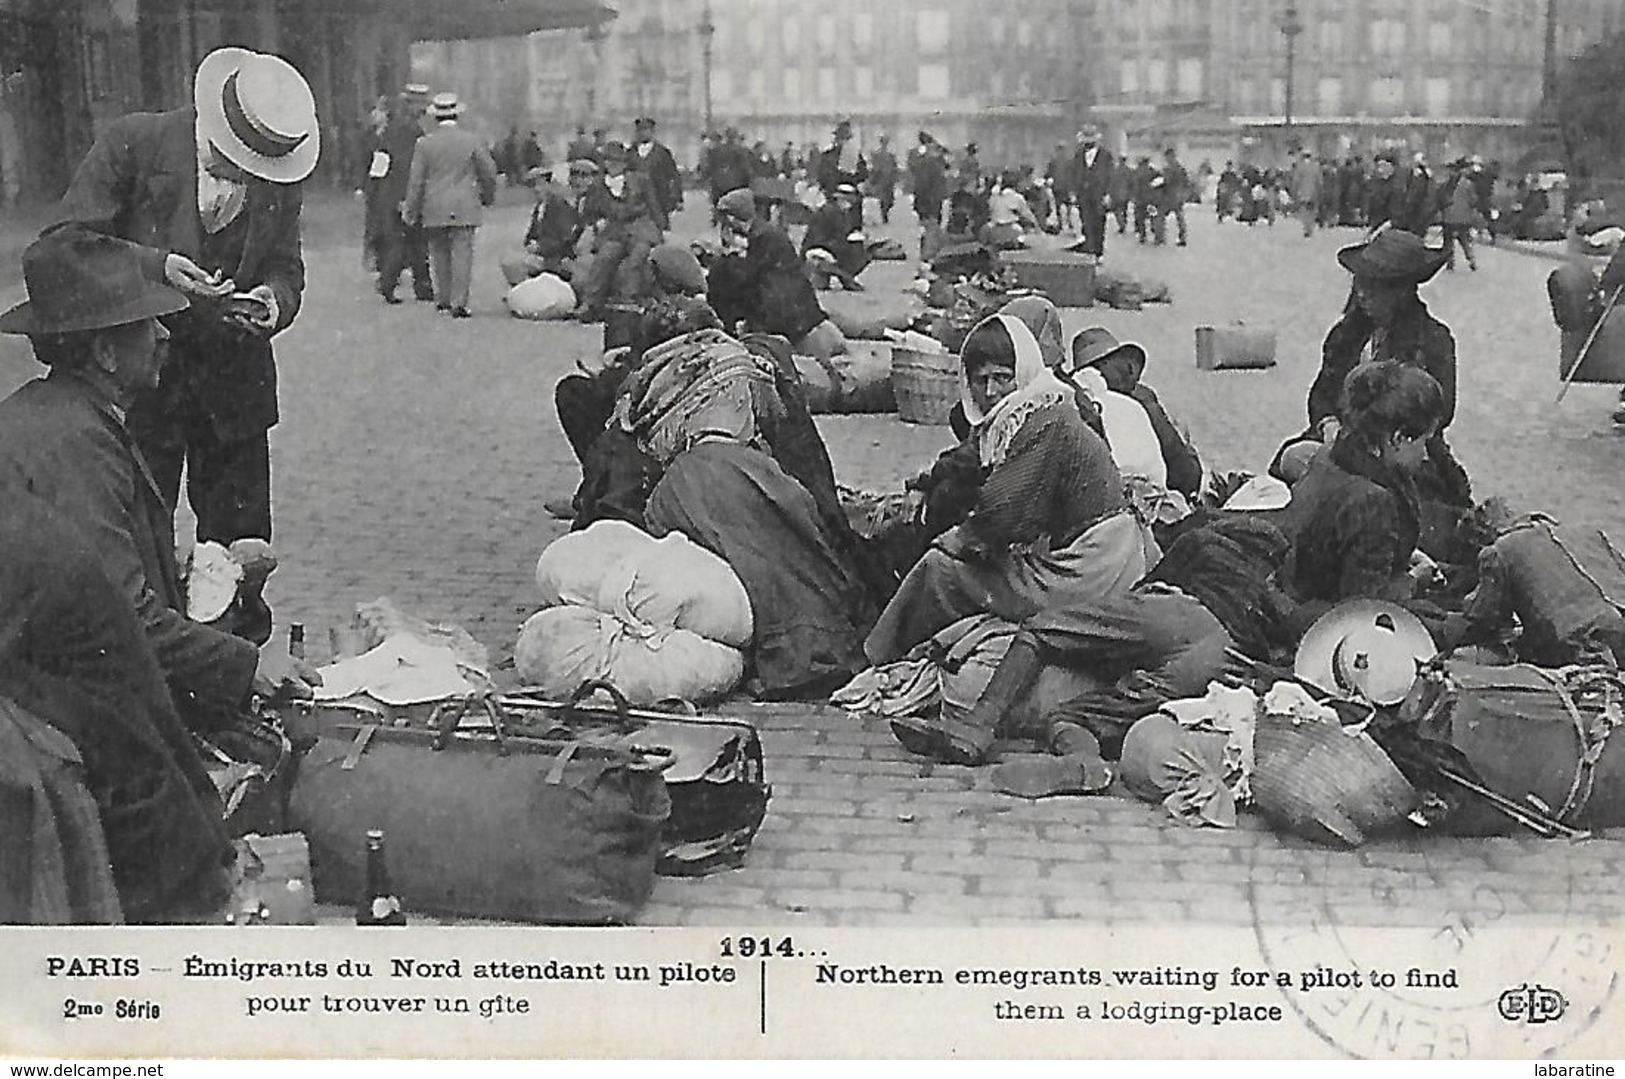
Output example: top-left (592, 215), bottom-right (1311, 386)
top-left (401, 0), bottom-right (615, 40)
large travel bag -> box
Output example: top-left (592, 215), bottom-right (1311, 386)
top-left (287, 697), bottom-right (670, 924)
top-left (498, 681), bottom-right (771, 877)
top-left (1400, 662), bottom-right (1625, 835)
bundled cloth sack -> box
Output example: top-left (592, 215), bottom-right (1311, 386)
top-left (506, 272), bottom-right (577, 321)
top-left (535, 519), bottom-right (752, 645)
top-left (520, 519), bottom-right (753, 703)
top-left (516, 606), bottom-right (743, 705)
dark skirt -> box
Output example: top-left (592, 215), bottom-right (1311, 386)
top-left (645, 440), bottom-right (875, 699)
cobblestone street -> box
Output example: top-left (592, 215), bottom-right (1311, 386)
top-left (4, 195), bottom-right (1623, 930)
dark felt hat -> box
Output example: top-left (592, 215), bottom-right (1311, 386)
top-left (1063, 325), bottom-right (1147, 382)
top-left (1337, 227), bottom-right (1449, 284)
top-left (0, 229), bottom-right (188, 337)
top-left (717, 187), bottom-right (756, 221)
top-left (649, 244), bottom-right (706, 296)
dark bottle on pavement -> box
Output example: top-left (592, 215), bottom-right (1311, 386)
top-left (356, 829), bottom-right (407, 926)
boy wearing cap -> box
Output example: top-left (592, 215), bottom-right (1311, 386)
top-left (403, 92), bottom-right (499, 318)
top-left (572, 143), bottom-right (665, 321)
top-left (51, 47), bottom-right (316, 548)
top-left (501, 165), bottom-right (587, 286)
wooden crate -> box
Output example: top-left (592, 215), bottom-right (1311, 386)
top-left (998, 251), bottom-right (1096, 308)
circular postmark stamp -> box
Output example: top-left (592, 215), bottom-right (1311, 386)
top-left (1245, 840), bottom-right (1617, 1059)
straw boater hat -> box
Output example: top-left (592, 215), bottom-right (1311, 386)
top-left (1294, 599), bottom-right (1436, 706)
top-left (195, 47), bottom-right (319, 184)
top-left (1337, 226), bottom-right (1448, 285)
top-left (0, 230), bottom-right (189, 337)
top-left (428, 92), bottom-right (461, 122)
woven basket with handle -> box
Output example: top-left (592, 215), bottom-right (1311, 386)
top-left (891, 347), bottom-right (960, 425)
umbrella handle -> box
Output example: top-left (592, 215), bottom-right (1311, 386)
top-left (1556, 283), bottom-right (1625, 404)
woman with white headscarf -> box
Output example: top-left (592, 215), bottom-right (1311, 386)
top-left (865, 315), bottom-right (1149, 679)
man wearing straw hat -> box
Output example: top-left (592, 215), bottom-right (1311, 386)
top-left (403, 91), bottom-right (499, 318)
top-left (50, 46), bottom-right (318, 552)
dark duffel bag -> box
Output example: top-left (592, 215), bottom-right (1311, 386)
top-left (499, 681), bottom-right (771, 877)
top-left (1400, 662), bottom-right (1625, 835)
top-left (288, 697), bottom-right (669, 924)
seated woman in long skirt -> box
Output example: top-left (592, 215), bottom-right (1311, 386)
top-left (865, 314), bottom-right (1150, 666)
top-left (1280, 359), bottom-right (1449, 631)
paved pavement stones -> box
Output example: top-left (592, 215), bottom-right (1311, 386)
top-left (2, 195), bottom-right (1622, 929)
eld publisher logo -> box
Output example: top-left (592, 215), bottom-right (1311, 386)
top-left (1497, 983), bottom-right (1568, 1024)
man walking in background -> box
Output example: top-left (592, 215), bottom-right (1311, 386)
top-left (1291, 148), bottom-right (1321, 238)
top-left (630, 116), bottom-right (683, 224)
top-left (909, 131), bottom-right (948, 262)
top-left (1072, 124), bottom-right (1114, 259)
top-left (403, 92), bottom-right (498, 318)
top-left (869, 134), bottom-right (899, 225)
top-left (1160, 147), bottom-right (1191, 247)
top-left (374, 84), bottom-right (433, 304)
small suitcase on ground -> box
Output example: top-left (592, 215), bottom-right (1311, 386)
top-left (1196, 324), bottom-right (1277, 370)
top-left (288, 697), bottom-right (670, 924)
top-left (499, 681), bottom-right (771, 877)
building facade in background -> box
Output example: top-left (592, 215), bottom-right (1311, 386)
top-left (463, 0), bottom-right (1098, 170)
top-left (0, 0), bottom-right (609, 205)
top-left (1100, 0), bottom-right (1625, 166)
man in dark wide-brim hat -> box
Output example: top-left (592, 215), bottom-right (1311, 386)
top-left (0, 229), bottom-right (325, 922)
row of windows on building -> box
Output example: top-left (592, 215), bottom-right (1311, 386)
top-left (1221, 74), bottom-right (1543, 118)
top-left (713, 62), bottom-right (978, 104)
top-left (1223, 16), bottom-right (1589, 60)
top-left (714, 9), bottom-right (1069, 57)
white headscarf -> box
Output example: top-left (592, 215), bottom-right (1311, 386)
top-left (1070, 366), bottom-right (1168, 486)
top-left (960, 314), bottom-right (1073, 469)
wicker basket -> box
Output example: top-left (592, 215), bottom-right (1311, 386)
top-left (1249, 714), bottom-right (1418, 848)
top-left (891, 347), bottom-right (960, 425)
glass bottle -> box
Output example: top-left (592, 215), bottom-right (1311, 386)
top-left (355, 829), bottom-right (407, 926)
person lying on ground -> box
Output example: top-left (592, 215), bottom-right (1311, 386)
top-left (0, 231), bottom-right (319, 735)
top-left (865, 315), bottom-right (1148, 664)
top-left (706, 187), bottom-right (849, 362)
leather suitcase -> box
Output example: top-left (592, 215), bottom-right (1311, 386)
top-left (1196, 324), bottom-right (1277, 370)
top-left (287, 698), bottom-right (669, 924)
top-left (498, 681), bottom-right (771, 877)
